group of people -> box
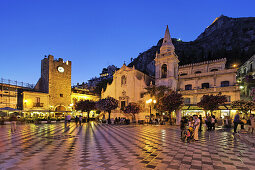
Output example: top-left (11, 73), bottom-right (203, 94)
top-left (204, 115), bottom-right (216, 131)
top-left (180, 115), bottom-right (201, 141)
top-left (233, 112), bottom-right (255, 133)
top-left (74, 115), bottom-right (83, 126)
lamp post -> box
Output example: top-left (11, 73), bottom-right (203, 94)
top-left (146, 99), bottom-right (156, 123)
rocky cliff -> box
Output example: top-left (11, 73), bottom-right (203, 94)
top-left (128, 15), bottom-right (255, 76)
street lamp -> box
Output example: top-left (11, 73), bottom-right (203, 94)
top-left (146, 99), bottom-right (156, 123)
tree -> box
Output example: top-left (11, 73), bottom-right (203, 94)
top-left (231, 100), bottom-right (255, 114)
top-left (197, 94), bottom-right (227, 115)
top-left (144, 85), bottom-right (170, 99)
top-left (96, 97), bottom-right (118, 124)
top-left (123, 102), bottom-right (141, 122)
top-left (157, 91), bottom-right (183, 124)
top-left (75, 100), bottom-right (96, 121)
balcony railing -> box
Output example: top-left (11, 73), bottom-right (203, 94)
top-left (33, 102), bottom-right (44, 107)
top-left (179, 85), bottom-right (239, 95)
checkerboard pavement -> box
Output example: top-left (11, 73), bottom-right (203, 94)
top-left (0, 123), bottom-right (255, 170)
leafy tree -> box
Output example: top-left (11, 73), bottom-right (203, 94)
top-left (96, 97), bottom-right (118, 124)
top-left (157, 91), bottom-right (183, 121)
top-left (123, 102), bottom-right (141, 122)
top-left (75, 100), bottom-right (96, 120)
top-left (231, 100), bottom-right (255, 114)
top-left (144, 85), bottom-right (170, 99)
top-left (197, 94), bottom-right (227, 115)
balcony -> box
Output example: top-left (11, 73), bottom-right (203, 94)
top-left (179, 85), bottom-right (239, 95)
top-left (33, 102), bottom-right (44, 107)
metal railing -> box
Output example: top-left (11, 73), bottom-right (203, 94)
top-left (0, 78), bottom-right (35, 89)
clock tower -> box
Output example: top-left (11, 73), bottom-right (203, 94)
top-left (35, 55), bottom-right (72, 111)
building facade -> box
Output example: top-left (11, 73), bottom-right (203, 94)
top-left (237, 54), bottom-right (255, 100)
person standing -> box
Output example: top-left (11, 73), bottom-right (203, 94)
top-left (193, 115), bottom-right (200, 141)
top-left (248, 114), bottom-right (255, 134)
top-left (10, 115), bottom-right (17, 132)
top-left (199, 115), bottom-right (202, 131)
top-left (211, 115), bottom-right (216, 130)
top-left (234, 112), bottom-right (240, 133)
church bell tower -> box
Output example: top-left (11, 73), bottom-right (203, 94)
top-left (155, 25), bottom-right (179, 90)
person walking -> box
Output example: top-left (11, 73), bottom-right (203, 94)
top-left (193, 115), bottom-right (200, 141)
top-left (234, 112), bottom-right (240, 133)
top-left (75, 116), bottom-right (79, 126)
top-left (79, 115), bottom-right (82, 126)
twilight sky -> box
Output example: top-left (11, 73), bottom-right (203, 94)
top-left (0, 0), bottom-right (255, 85)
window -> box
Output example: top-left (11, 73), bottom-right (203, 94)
top-left (121, 101), bottom-right (126, 110)
top-left (140, 93), bottom-right (144, 98)
top-left (210, 69), bottom-right (218, 72)
top-left (180, 73), bottom-right (187, 76)
top-left (221, 81), bottom-right (230, 87)
top-left (202, 83), bottom-right (209, 89)
top-left (60, 94), bottom-right (63, 97)
top-left (121, 75), bottom-right (127, 85)
top-left (184, 98), bottom-right (191, 104)
top-left (195, 71), bottom-right (202, 74)
top-left (226, 96), bottom-right (231, 102)
top-left (161, 64), bottom-right (167, 78)
top-left (36, 97), bottom-right (40, 103)
top-left (185, 84), bottom-right (192, 90)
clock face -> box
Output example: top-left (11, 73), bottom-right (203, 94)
top-left (57, 66), bottom-right (64, 73)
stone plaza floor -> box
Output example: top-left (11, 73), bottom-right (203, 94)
top-left (0, 123), bottom-right (255, 170)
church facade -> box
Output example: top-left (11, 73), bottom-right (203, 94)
top-left (102, 64), bottom-right (154, 120)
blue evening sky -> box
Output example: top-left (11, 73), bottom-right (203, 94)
top-left (0, 0), bottom-right (254, 85)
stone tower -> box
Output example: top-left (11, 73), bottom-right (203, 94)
top-left (155, 25), bottom-right (179, 90)
top-left (35, 55), bottom-right (72, 111)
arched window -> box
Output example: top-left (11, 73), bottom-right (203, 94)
top-left (195, 71), bottom-right (202, 74)
top-left (202, 83), bottom-right (209, 89)
top-left (121, 75), bottom-right (126, 85)
top-left (185, 84), bottom-right (192, 90)
top-left (221, 81), bottom-right (230, 87)
top-left (161, 64), bottom-right (167, 78)
top-left (180, 73), bottom-right (187, 76)
top-left (210, 69), bottom-right (218, 72)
